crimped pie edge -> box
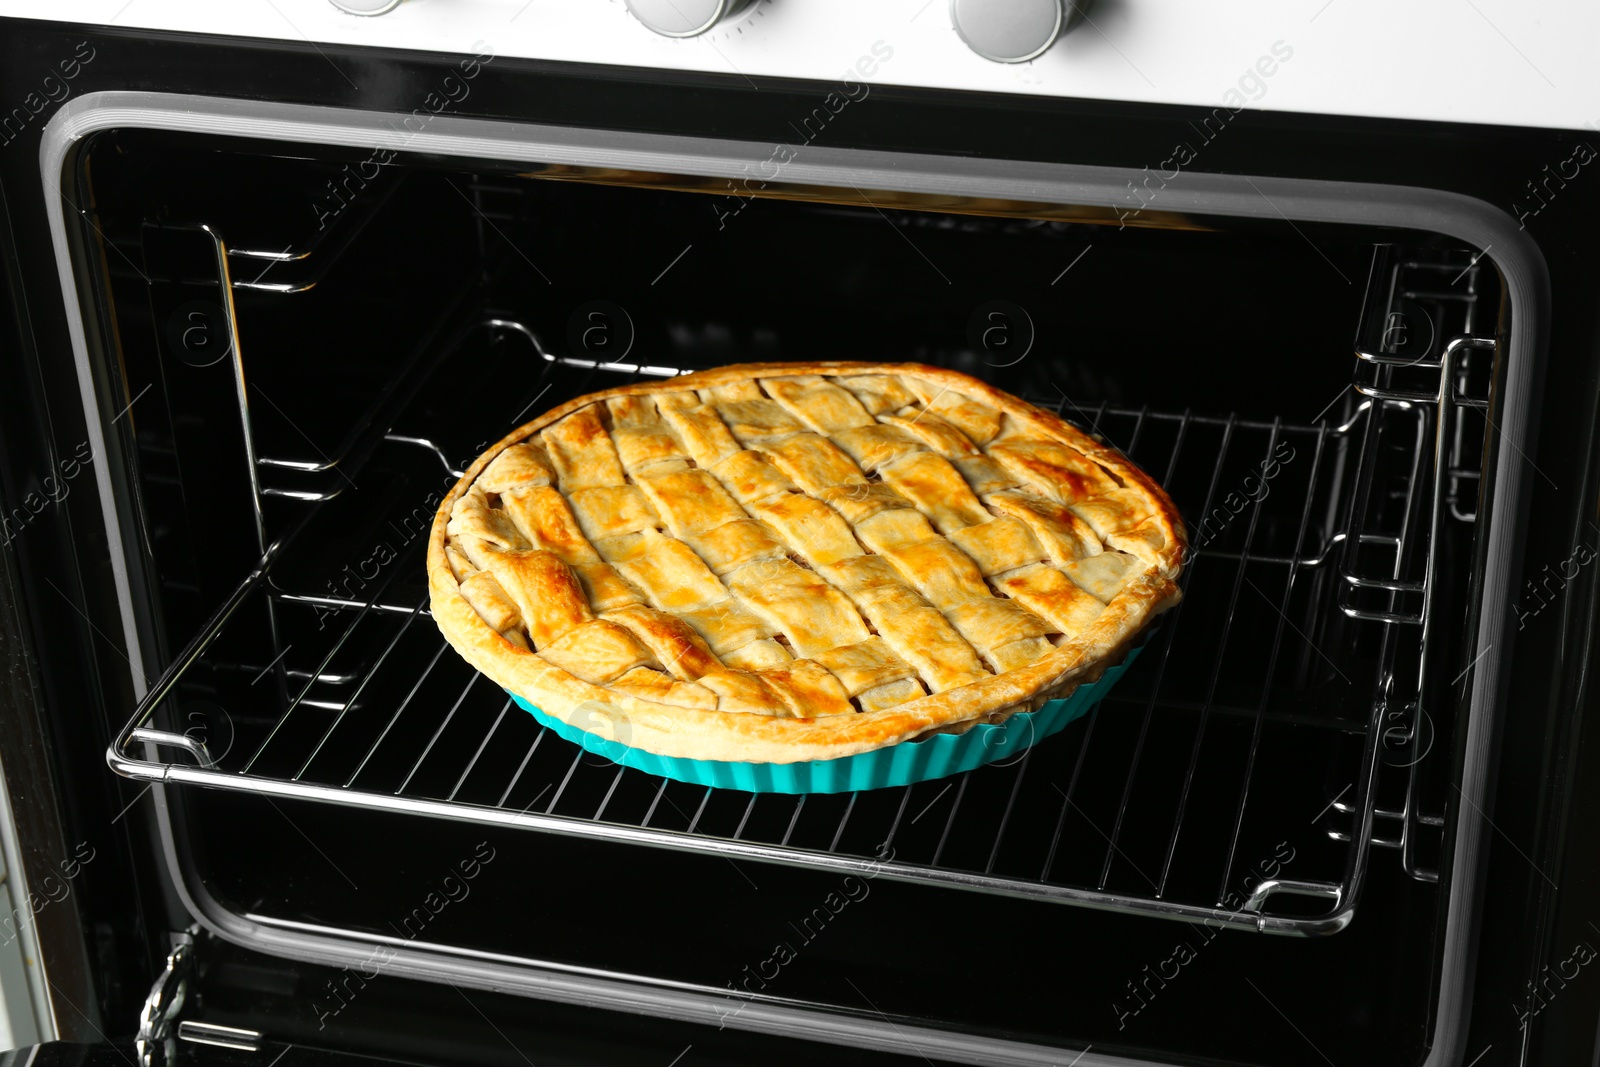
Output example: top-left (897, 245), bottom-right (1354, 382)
top-left (427, 362), bottom-right (1185, 764)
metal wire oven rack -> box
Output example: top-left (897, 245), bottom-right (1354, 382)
top-left (106, 248), bottom-right (1496, 937)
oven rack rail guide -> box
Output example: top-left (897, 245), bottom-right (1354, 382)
top-left (1334, 245), bottom-right (1495, 885)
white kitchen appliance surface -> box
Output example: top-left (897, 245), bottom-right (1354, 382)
top-left (4, 0), bottom-right (1593, 132)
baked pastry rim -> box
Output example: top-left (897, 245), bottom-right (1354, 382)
top-left (427, 361), bottom-right (1185, 764)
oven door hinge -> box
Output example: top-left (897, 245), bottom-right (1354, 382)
top-left (137, 932), bottom-right (264, 1065)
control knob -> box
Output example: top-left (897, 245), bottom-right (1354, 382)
top-left (625, 0), bottom-right (758, 38)
top-left (328, 0), bottom-right (403, 14)
top-left (950, 0), bottom-right (1065, 63)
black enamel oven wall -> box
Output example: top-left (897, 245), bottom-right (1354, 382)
top-left (1, 18), bottom-right (1598, 1067)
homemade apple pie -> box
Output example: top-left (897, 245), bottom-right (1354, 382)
top-left (428, 363), bottom-right (1184, 764)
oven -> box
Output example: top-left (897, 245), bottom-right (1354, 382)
top-left (0, 7), bottom-right (1597, 1067)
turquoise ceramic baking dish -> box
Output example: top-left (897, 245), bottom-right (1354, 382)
top-left (505, 644), bottom-right (1141, 795)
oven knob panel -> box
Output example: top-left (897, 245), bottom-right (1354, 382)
top-left (625, 0), bottom-right (758, 38)
top-left (950, 0), bottom-right (1065, 63)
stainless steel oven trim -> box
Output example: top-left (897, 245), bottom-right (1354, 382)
top-left (41, 89), bottom-right (1548, 1067)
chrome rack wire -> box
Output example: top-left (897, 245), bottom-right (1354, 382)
top-left (249, 273), bottom-right (490, 504)
top-left (226, 182), bottom-right (675, 507)
top-left (156, 174), bottom-right (529, 515)
top-left (184, 223), bottom-right (507, 508)
top-left (1328, 246), bottom-right (1494, 883)
top-left (106, 315), bottom-right (1492, 938)
top-left (225, 168), bottom-right (407, 294)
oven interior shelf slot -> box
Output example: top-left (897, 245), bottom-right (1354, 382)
top-left (1342, 251), bottom-right (1490, 628)
top-left (224, 168), bottom-right (407, 295)
top-left (245, 316), bottom-right (673, 507)
top-left (246, 278), bottom-right (489, 506)
top-left (107, 293), bottom-right (1488, 935)
top-left (139, 184), bottom-right (509, 514)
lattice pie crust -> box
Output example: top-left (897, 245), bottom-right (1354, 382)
top-left (428, 363), bottom-right (1184, 763)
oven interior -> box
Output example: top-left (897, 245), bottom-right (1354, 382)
top-left (81, 128), bottom-right (1506, 1065)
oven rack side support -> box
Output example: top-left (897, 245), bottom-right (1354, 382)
top-left (146, 216), bottom-right (515, 511)
top-left (1332, 247), bottom-right (1498, 884)
top-left (224, 168), bottom-right (408, 296)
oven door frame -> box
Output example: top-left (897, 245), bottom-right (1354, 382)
top-left (33, 88), bottom-right (1548, 1067)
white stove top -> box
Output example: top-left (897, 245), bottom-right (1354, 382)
top-left (4, 0), bottom-right (1594, 132)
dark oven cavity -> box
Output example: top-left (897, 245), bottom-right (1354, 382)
top-left (81, 126), bottom-right (1508, 1063)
